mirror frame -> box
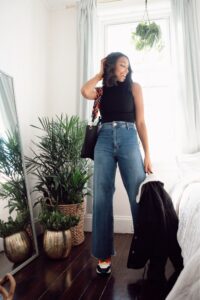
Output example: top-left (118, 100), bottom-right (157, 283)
top-left (0, 69), bottom-right (39, 275)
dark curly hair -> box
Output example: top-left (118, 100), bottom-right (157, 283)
top-left (102, 52), bottom-right (133, 90)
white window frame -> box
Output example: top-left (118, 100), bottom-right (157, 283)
top-left (95, 2), bottom-right (178, 163)
top-left (96, 1), bottom-right (171, 70)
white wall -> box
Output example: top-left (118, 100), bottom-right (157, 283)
top-left (47, 7), bottom-right (77, 117)
top-left (0, 1), bottom-right (79, 236)
top-left (0, 0), bottom-right (49, 228)
top-left (0, 0), bottom-right (49, 153)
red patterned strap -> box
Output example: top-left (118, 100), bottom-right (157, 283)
top-left (91, 87), bottom-right (103, 122)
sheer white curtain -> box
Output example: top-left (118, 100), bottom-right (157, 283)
top-left (76, 0), bottom-right (98, 215)
top-left (76, 0), bottom-right (98, 121)
top-left (170, 0), bottom-right (200, 153)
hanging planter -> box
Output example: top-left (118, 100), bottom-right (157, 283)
top-left (131, 0), bottom-right (163, 51)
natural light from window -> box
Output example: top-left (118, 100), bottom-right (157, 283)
top-left (105, 17), bottom-right (176, 162)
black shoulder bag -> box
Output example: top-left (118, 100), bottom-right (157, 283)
top-left (80, 87), bottom-right (103, 160)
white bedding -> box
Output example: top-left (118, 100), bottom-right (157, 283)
top-left (166, 247), bottom-right (200, 300)
top-left (166, 176), bottom-right (200, 300)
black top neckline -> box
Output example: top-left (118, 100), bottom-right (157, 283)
top-left (104, 79), bottom-right (128, 88)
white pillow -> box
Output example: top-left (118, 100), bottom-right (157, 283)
top-left (152, 159), bottom-right (181, 195)
top-left (176, 152), bottom-right (200, 179)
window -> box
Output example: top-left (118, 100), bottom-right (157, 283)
top-left (98, 5), bottom-right (176, 162)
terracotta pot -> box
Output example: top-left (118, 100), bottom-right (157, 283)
top-left (43, 229), bottom-right (72, 259)
top-left (4, 231), bottom-right (32, 263)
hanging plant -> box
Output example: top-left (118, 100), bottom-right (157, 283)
top-left (131, 0), bottom-right (163, 51)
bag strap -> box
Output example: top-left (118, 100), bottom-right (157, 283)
top-left (91, 87), bottom-right (103, 122)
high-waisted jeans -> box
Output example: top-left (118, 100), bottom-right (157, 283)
top-left (92, 120), bottom-right (146, 259)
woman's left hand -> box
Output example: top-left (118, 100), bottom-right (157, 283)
top-left (144, 155), bottom-right (153, 174)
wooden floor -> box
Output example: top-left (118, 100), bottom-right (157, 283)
top-left (5, 233), bottom-right (175, 300)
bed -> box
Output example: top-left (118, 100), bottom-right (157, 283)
top-left (152, 152), bottom-right (200, 300)
top-left (166, 177), bottom-right (200, 300)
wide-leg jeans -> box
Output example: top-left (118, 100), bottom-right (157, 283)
top-left (92, 121), bottom-right (147, 259)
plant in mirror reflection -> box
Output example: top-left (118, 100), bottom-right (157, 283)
top-left (0, 130), bottom-right (30, 237)
top-left (0, 210), bottom-right (30, 238)
top-left (0, 129), bottom-right (28, 214)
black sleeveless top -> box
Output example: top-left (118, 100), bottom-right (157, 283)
top-left (99, 79), bottom-right (135, 123)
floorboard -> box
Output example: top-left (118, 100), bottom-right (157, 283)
top-left (1, 232), bottom-right (176, 300)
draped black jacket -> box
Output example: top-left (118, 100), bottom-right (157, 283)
top-left (127, 181), bottom-right (183, 272)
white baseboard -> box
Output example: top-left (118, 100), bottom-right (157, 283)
top-left (84, 213), bottom-right (134, 233)
top-left (33, 214), bottom-right (134, 235)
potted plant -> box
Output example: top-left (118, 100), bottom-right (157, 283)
top-left (25, 114), bottom-right (92, 246)
top-left (0, 211), bottom-right (32, 263)
top-left (131, 0), bottom-right (163, 51)
top-left (0, 130), bottom-right (29, 214)
top-left (0, 130), bottom-right (33, 262)
top-left (38, 207), bottom-right (79, 259)
top-left (132, 21), bottom-right (162, 51)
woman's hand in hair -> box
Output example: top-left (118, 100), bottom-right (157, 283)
top-left (98, 58), bottom-right (106, 80)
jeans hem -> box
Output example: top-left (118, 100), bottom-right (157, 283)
top-left (91, 250), bottom-right (117, 260)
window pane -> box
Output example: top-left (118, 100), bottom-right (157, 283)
top-left (106, 18), bottom-right (176, 162)
top-left (106, 18), bottom-right (171, 86)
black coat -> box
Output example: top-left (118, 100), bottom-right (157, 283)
top-left (127, 180), bottom-right (183, 272)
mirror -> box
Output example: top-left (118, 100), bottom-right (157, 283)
top-left (0, 70), bottom-right (38, 277)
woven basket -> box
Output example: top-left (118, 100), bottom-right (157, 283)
top-left (58, 199), bottom-right (86, 246)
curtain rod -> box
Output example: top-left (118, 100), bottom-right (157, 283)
top-left (66, 0), bottom-right (122, 9)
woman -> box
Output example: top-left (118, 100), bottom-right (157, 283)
top-left (81, 52), bottom-right (153, 275)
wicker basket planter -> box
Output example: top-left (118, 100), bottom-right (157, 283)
top-left (58, 199), bottom-right (86, 246)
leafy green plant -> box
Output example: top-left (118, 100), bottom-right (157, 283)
top-left (0, 179), bottom-right (28, 214)
top-left (38, 209), bottom-right (79, 231)
top-left (0, 130), bottom-right (28, 214)
top-left (25, 114), bottom-right (92, 205)
top-left (0, 129), bottom-right (24, 178)
top-left (0, 210), bottom-right (30, 238)
top-left (132, 21), bottom-right (163, 51)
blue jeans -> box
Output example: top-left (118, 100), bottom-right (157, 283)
top-left (92, 121), bottom-right (146, 259)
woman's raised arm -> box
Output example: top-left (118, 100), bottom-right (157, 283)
top-left (80, 58), bottom-right (106, 100)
